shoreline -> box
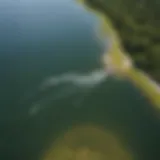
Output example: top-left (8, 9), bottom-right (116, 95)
top-left (78, 0), bottom-right (160, 110)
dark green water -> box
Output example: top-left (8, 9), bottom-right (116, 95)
top-left (0, 0), bottom-right (160, 160)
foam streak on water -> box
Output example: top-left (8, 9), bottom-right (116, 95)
top-left (40, 69), bottom-right (107, 90)
top-left (29, 69), bottom-right (108, 115)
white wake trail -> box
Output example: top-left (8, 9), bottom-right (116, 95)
top-left (40, 69), bottom-right (107, 90)
top-left (29, 69), bottom-right (108, 116)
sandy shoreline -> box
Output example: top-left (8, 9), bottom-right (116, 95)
top-left (78, 0), bottom-right (160, 110)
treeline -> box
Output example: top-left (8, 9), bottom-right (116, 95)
top-left (84, 0), bottom-right (160, 82)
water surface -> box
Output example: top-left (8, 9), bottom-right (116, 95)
top-left (0, 0), bottom-right (160, 160)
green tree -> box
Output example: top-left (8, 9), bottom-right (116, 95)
top-left (85, 0), bottom-right (160, 82)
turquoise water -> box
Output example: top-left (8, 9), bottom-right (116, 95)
top-left (0, 0), bottom-right (159, 160)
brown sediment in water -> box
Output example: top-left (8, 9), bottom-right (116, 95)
top-left (42, 125), bottom-right (133, 160)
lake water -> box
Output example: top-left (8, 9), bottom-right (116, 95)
top-left (0, 0), bottom-right (160, 160)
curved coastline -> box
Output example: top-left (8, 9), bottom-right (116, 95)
top-left (78, 0), bottom-right (160, 110)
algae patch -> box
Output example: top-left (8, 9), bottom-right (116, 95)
top-left (42, 125), bottom-right (133, 160)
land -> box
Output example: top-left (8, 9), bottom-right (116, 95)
top-left (77, 0), bottom-right (160, 109)
top-left (84, 0), bottom-right (160, 82)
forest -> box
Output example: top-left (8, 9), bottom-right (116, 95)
top-left (84, 0), bottom-right (160, 82)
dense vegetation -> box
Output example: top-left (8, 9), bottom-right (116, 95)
top-left (84, 0), bottom-right (160, 82)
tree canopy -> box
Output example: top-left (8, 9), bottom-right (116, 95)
top-left (85, 0), bottom-right (160, 82)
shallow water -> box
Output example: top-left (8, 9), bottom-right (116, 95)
top-left (0, 0), bottom-right (160, 160)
